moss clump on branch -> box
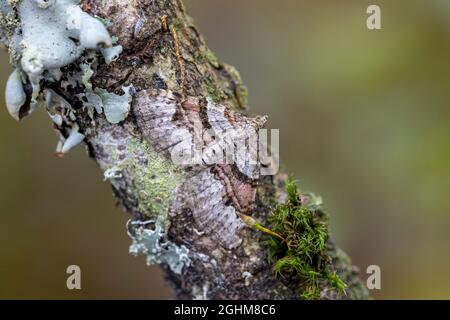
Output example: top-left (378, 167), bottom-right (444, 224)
top-left (267, 179), bottom-right (347, 299)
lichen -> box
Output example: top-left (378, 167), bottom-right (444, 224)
top-left (1, 0), bottom-right (116, 121)
top-left (100, 45), bottom-right (123, 65)
top-left (125, 138), bottom-right (185, 221)
top-left (45, 88), bottom-right (87, 155)
top-left (129, 221), bottom-right (191, 275)
top-left (202, 78), bottom-right (228, 104)
top-left (4, 68), bottom-right (26, 120)
top-left (0, 0), bottom-right (119, 152)
top-left (148, 53), bottom-right (179, 91)
top-left (95, 86), bottom-right (133, 124)
top-left (203, 48), bottom-right (219, 69)
top-left (267, 178), bottom-right (347, 300)
top-left (19, 0), bottom-right (111, 96)
top-left (103, 167), bottom-right (123, 181)
top-left (0, 10), bottom-right (20, 37)
top-left (90, 123), bottom-right (188, 272)
top-left (222, 63), bottom-right (249, 110)
top-left (56, 123), bottom-right (85, 155)
top-left (80, 60), bottom-right (95, 90)
top-left (100, 132), bottom-right (185, 224)
top-left (6, 0), bottom-right (22, 7)
top-left (66, 53), bottom-right (131, 125)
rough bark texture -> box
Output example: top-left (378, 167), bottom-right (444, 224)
top-left (2, 0), bottom-right (370, 299)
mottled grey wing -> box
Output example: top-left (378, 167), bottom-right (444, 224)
top-left (133, 90), bottom-right (192, 155)
top-left (180, 168), bottom-right (245, 250)
top-left (206, 101), bottom-right (261, 180)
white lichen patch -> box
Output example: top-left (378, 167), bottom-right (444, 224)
top-left (5, 68), bottom-right (26, 120)
top-left (63, 54), bottom-right (131, 125)
top-left (0, 0), bottom-right (119, 122)
top-left (103, 166), bottom-right (123, 181)
top-left (56, 123), bottom-right (85, 155)
top-left (101, 45), bottom-right (123, 65)
top-left (96, 85), bottom-right (133, 124)
top-left (129, 221), bottom-right (191, 275)
top-left (45, 88), bottom-right (86, 155)
top-left (19, 0), bottom-right (111, 101)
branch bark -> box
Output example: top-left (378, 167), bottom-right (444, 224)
top-left (1, 0), bottom-right (369, 300)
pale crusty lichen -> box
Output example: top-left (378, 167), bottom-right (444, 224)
top-left (100, 45), bottom-right (123, 65)
top-left (17, 0), bottom-right (112, 99)
top-left (0, 9), bottom-right (19, 36)
top-left (95, 128), bottom-right (189, 274)
top-left (125, 138), bottom-right (185, 220)
top-left (147, 52), bottom-right (180, 91)
top-left (96, 86), bottom-right (133, 124)
top-left (4, 68), bottom-right (26, 120)
top-left (57, 123), bottom-right (85, 154)
top-left (0, 0), bottom-right (124, 126)
top-left (129, 222), bottom-right (191, 275)
top-left (96, 123), bottom-right (186, 224)
top-left (65, 53), bottom-right (131, 125)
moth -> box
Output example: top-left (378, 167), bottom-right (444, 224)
top-left (133, 90), bottom-right (268, 249)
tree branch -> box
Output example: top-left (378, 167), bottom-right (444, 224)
top-left (0, 0), bottom-right (369, 299)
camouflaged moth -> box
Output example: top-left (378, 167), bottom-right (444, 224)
top-left (133, 90), bottom-right (269, 249)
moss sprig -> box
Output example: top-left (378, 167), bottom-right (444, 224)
top-left (267, 178), bottom-right (347, 299)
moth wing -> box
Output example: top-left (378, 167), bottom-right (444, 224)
top-left (133, 90), bottom-right (193, 155)
top-left (206, 101), bottom-right (263, 180)
top-left (182, 169), bottom-right (244, 250)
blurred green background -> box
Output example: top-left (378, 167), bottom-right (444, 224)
top-left (1, 0), bottom-right (449, 299)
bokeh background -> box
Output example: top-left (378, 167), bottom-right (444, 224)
top-left (1, 0), bottom-right (449, 299)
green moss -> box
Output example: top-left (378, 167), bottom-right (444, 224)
top-left (327, 271), bottom-right (347, 293)
top-left (221, 63), bottom-right (249, 109)
top-left (267, 178), bottom-right (347, 300)
top-left (328, 247), bottom-right (370, 300)
top-left (202, 78), bottom-right (227, 103)
top-left (170, 16), bottom-right (183, 31)
top-left (235, 85), bottom-right (249, 108)
top-left (204, 49), bottom-right (220, 68)
top-left (151, 53), bottom-right (179, 91)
